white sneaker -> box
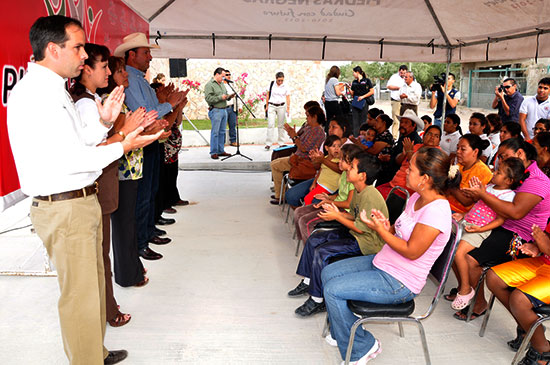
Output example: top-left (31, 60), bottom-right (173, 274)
top-left (340, 339), bottom-right (381, 365)
top-left (325, 333), bottom-right (337, 347)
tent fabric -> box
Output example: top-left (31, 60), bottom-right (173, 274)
top-left (122, 0), bottom-right (550, 62)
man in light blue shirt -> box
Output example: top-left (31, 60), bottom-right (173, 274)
top-left (114, 33), bottom-right (184, 261)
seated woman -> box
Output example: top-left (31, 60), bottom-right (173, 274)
top-left (486, 223), bottom-right (550, 364)
top-left (447, 134), bottom-right (493, 215)
top-left (376, 125), bottom-right (442, 199)
top-left (534, 132), bottom-right (550, 177)
top-left (294, 144), bottom-right (362, 243)
top-left (350, 113), bottom-right (393, 156)
top-left (270, 105), bottom-right (325, 204)
top-left (500, 121), bottom-right (523, 142)
top-left (487, 113), bottom-right (502, 159)
top-left (450, 157), bottom-right (525, 311)
top-left (454, 138), bottom-right (550, 320)
top-left (321, 147), bottom-right (460, 364)
top-left (285, 115), bottom-right (352, 207)
top-left (365, 107), bottom-right (383, 128)
top-left (534, 118), bottom-right (550, 139)
top-left (288, 153), bottom-right (388, 317)
top-left (440, 113), bottom-right (462, 162)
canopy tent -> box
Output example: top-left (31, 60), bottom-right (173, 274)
top-left (124, 0), bottom-right (550, 63)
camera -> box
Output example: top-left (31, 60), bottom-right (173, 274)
top-left (498, 85), bottom-right (504, 93)
top-left (430, 73), bottom-right (446, 92)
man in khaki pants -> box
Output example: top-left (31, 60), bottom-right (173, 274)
top-left (7, 16), bottom-right (161, 365)
top-left (386, 65), bottom-right (407, 138)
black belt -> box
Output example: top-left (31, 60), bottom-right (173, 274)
top-left (208, 106), bottom-right (225, 111)
top-left (35, 182), bottom-right (98, 202)
top-left (269, 102), bottom-right (285, 107)
top-left (391, 98), bottom-right (400, 102)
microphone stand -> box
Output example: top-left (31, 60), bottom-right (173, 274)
top-left (222, 80), bottom-right (254, 161)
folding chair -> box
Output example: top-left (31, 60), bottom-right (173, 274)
top-left (385, 186), bottom-right (410, 225)
top-left (341, 220), bottom-right (462, 365)
top-left (479, 293), bottom-right (550, 365)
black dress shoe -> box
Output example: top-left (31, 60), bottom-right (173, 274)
top-left (295, 297), bottom-right (326, 317)
top-left (149, 236), bottom-right (171, 245)
top-left (154, 227), bottom-right (166, 236)
top-left (288, 280), bottom-right (310, 297)
top-left (157, 217), bottom-right (176, 225)
top-left (104, 349), bottom-right (128, 364)
top-left (270, 198), bottom-right (281, 205)
top-left (174, 199), bottom-right (190, 206)
top-left (139, 247), bottom-right (163, 260)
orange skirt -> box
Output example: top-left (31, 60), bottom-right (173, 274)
top-left (492, 257), bottom-right (550, 304)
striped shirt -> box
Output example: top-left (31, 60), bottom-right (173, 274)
top-left (502, 161), bottom-right (550, 241)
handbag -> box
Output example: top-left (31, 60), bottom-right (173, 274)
top-left (289, 154), bottom-right (317, 180)
top-left (351, 95), bottom-right (366, 110)
top-left (365, 94), bottom-right (375, 106)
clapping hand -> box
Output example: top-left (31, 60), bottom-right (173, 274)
top-left (462, 176), bottom-right (485, 200)
top-left (98, 85), bottom-right (125, 124)
top-left (464, 224), bottom-right (483, 233)
top-left (317, 203), bottom-right (340, 221)
top-left (402, 138), bottom-right (414, 154)
top-left (360, 209), bottom-right (390, 232)
top-left (309, 149), bottom-right (324, 164)
top-left (283, 122), bottom-right (296, 138)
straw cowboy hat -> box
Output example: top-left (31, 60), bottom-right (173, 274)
top-left (397, 109), bottom-right (424, 131)
top-left (113, 32), bottom-right (160, 57)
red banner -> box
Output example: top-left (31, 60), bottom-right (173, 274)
top-left (0, 0), bottom-right (148, 211)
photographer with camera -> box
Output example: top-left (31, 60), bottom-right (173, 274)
top-left (429, 72), bottom-right (460, 127)
top-left (491, 77), bottom-right (523, 124)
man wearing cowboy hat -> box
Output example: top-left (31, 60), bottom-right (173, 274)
top-left (377, 109), bottom-right (423, 185)
top-left (114, 33), bottom-right (185, 261)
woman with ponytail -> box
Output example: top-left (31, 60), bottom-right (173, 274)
top-left (321, 147), bottom-right (460, 364)
top-left (453, 137), bottom-right (550, 321)
top-left (349, 66), bottom-right (374, 137)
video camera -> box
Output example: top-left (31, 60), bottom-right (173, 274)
top-left (430, 73), bottom-right (447, 92)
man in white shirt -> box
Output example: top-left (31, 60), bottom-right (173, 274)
top-left (386, 64), bottom-right (407, 138)
top-left (399, 71), bottom-right (422, 116)
top-left (7, 16), bottom-right (160, 365)
top-left (264, 71), bottom-right (291, 150)
top-left (519, 77), bottom-right (550, 140)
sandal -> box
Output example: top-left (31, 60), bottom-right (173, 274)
top-left (451, 287), bottom-right (476, 310)
top-left (134, 276), bottom-right (149, 287)
top-left (518, 346), bottom-right (550, 365)
top-left (108, 311), bottom-right (131, 327)
top-left (453, 306), bottom-right (487, 321)
top-left (444, 287), bottom-right (458, 301)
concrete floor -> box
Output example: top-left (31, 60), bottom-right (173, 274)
top-left (0, 146), bottom-right (521, 364)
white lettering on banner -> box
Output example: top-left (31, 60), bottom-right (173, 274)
top-left (2, 65), bottom-right (26, 107)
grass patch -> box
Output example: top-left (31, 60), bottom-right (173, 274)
top-left (181, 118), bottom-right (306, 130)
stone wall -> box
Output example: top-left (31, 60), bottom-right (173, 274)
top-left (149, 59), bottom-right (327, 120)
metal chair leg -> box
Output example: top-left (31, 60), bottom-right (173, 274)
top-left (345, 319), bottom-right (363, 365)
top-left (398, 322), bottom-right (405, 337)
top-left (479, 293), bottom-right (496, 337)
top-left (466, 267), bottom-right (489, 323)
top-left (414, 320), bottom-right (431, 365)
top-left (511, 316), bottom-right (550, 365)
top-left (295, 239), bottom-right (301, 256)
top-left (322, 314), bottom-right (330, 337)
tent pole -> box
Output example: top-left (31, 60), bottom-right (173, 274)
top-left (441, 48), bottom-right (452, 123)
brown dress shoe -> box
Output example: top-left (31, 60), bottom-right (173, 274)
top-left (211, 154), bottom-right (219, 159)
top-left (219, 152), bottom-right (231, 157)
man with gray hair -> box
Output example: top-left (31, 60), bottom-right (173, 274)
top-left (399, 71), bottom-right (422, 115)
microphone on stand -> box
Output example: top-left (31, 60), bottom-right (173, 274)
top-left (223, 77), bottom-right (234, 83)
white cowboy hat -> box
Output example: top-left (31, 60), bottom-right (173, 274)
top-left (113, 32), bottom-right (160, 57)
top-left (397, 109), bottom-right (424, 131)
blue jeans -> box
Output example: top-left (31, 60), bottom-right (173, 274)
top-left (209, 108), bottom-right (227, 155)
top-left (226, 107), bottom-right (237, 143)
top-left (321, 255), bottom-right (415, 361)
top-left (297, 229), bottom-right (362, 298)
top-left (285, 178), bottom-right (314, 206)
top-left (433, 117), bottom-right (442, 127)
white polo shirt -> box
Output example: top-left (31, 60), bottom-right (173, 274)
top-left (440, 130), bottom-right (461, 156)
top-left (267, 82), bottom-right (290, 105)
top-left (519, 96), bottom-right (550, 139)
top-left (387, 72), bottom-right (405, 101)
